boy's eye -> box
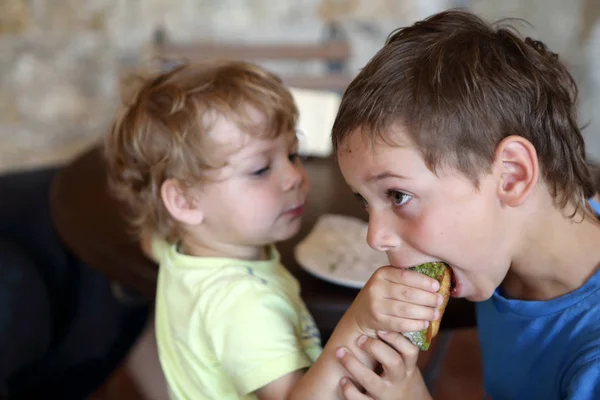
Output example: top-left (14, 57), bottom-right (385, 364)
top-left (251, 166), bottom-right (270, 176)
top-left (388, 190), bottom-right (411, 206)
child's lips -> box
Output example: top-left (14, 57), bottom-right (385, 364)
top-left (285, 204), bottom-right (305, 217)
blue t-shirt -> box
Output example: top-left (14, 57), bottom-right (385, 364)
top-left (590, 199), bottom-right (600, 216)
top-left (476, 207), bottom-right (600, 399)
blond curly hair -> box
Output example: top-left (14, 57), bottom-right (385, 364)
top-left (105, 61), bottom-right (298, 242)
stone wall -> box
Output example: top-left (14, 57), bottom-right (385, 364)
top-left (1, 0), bottom-right (599, 172)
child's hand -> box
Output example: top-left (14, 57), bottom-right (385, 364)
top-left (336, 331), bottom-right (431, 400)
top-left (348, 266), bottom-right (442, 336)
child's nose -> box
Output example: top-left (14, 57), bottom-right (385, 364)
top-left (281, 162), bottom-right (304, 191)
top-left (366, 211), bottom-right (401, 252)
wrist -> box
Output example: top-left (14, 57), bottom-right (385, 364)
top-left (341, 303), bottom-right (377, 338)
top-left (409, 369), bottom-right (433, 400)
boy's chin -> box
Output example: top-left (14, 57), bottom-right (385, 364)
top-left (465, 289), bottom-right (495, 302)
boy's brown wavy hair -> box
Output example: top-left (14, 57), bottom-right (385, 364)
top-left (332, 10), bottom-right (596, 218)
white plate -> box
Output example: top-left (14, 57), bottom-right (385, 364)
top-left (294, 214), bottom-right (389, 288)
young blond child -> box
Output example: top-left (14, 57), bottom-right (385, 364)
top-left (319, 9), bottom-right (600, 400)
top-left (104, 61), bottom-right (443, 399)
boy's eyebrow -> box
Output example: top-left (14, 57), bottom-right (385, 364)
top-left (367, 171), bottom-right (408, 182)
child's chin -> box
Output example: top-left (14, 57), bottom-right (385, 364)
top-left (279, 221), bottom-right (303, 240)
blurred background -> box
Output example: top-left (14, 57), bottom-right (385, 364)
top-left (1, 0), bottom-right (599, 172)
top-left (2, 2), bottom-right (597, 398)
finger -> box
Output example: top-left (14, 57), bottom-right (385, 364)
top-left (384, 283), bottom-right (443, 308)
top-left (336, 347), bottom-right (385, 396)
top-left (356, 335), bottom-right (406, 379)
top-left (339, 377), bottom-right (372, 400)
top-left (379, 267), bottom-right (441, 293)
top-left (377, 331), bottom-right (420, 373)
top-left (370, 314), bottom-right (430, 333)
top-left (379, 298), bottom-right (440, 321)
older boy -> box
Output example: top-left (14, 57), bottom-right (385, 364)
top-left (330, 10), bottom-right (600, 400)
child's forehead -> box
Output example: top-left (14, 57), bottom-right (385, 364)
top-left (231, 129), bottom-right (297, 160)
top-left (205, 112), bottom-right (252, 147)
top-left (206, 107), bottom-right (295, 147)
top-left (204, 122), bottom-right (295, 171)
top-left (200, 132), bottom-right (296, 182)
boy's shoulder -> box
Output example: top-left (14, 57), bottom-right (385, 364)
top-left (477, 287), bottom-right (600, 398)
top-left (561, 328), bottom-right (600, 398)
top-left (477, 266), bottom-right (600, 359)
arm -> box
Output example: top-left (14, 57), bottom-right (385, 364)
top-left (290, 266), bottom-right (441, 399)
top-left (254, 298), bottom-right (381, 400)
top-left (255, 370), bottom-right (306, 400)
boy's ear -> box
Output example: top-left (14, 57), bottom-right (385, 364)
top-left (493, 136), bottom-right (539, 207)
top-left (161, 179), bottom-right (204, 226)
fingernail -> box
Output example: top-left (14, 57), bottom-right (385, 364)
top-left (423, 321), bottom-right (430, 329)
top-left (358, 335), bottom-right (367, 346)
top-left (432, 280), bottom-right (440, 291)
top-left (437, 294), bottom-right (444, 306)
top-left (340, 377), bottom-right (349, 386)
top-left (434, 309), bottom-right (440, 320)
top-left (336, 347), bottom-right (346, 359)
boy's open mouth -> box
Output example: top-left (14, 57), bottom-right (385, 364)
top-left (450, 271), bottom-right (457, 291)
top-left (450, 269), bottom-right (461, 297)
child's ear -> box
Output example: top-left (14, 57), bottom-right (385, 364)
top-left (160, 179), bottom-right (204, 226)
top-left (493, 136), bottom-right (539, 207)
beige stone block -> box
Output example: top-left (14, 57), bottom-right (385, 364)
top-left (0, 91), bottom-right (22, 123)
top-left (0, 0), bottom-right (30, 34)
top-left (317, 0), bottom-right (417, 21)
top-left (581, 0), bottom-right (600, 43)
top-left (0, 134), bottom-right (100, 173)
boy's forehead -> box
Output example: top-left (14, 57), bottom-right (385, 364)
top-left (337, 125), bottom-right (408, 160)
top-left (339, 124), bottom-right (412, 152)
top-left (337, 126), bottom-right (427, 180)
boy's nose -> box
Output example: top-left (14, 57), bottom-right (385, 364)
top-left (366, 211), bottom-right (401, 252)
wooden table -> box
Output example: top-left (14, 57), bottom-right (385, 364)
top-left (50, 145), bottom-right (475, 335)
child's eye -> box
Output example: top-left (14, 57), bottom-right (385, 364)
top-left (388, 190), bottom-right (411, 206)
top-left (354, 192), bottom-right (369, 208)
top-left (288, 152), bottom-right (299, 162)
top-left (251, 166), bottom-right (270, 176)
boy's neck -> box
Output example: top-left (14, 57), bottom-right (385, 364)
top-left (179, 238), bottom-right (269, 261)
top-left (503, 203), bottom-right (600, 301)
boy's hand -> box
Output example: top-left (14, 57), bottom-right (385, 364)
top-left (336, 331), bottom-right (432, 400)
top-left (348, 266), bottom-right (442, 336)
